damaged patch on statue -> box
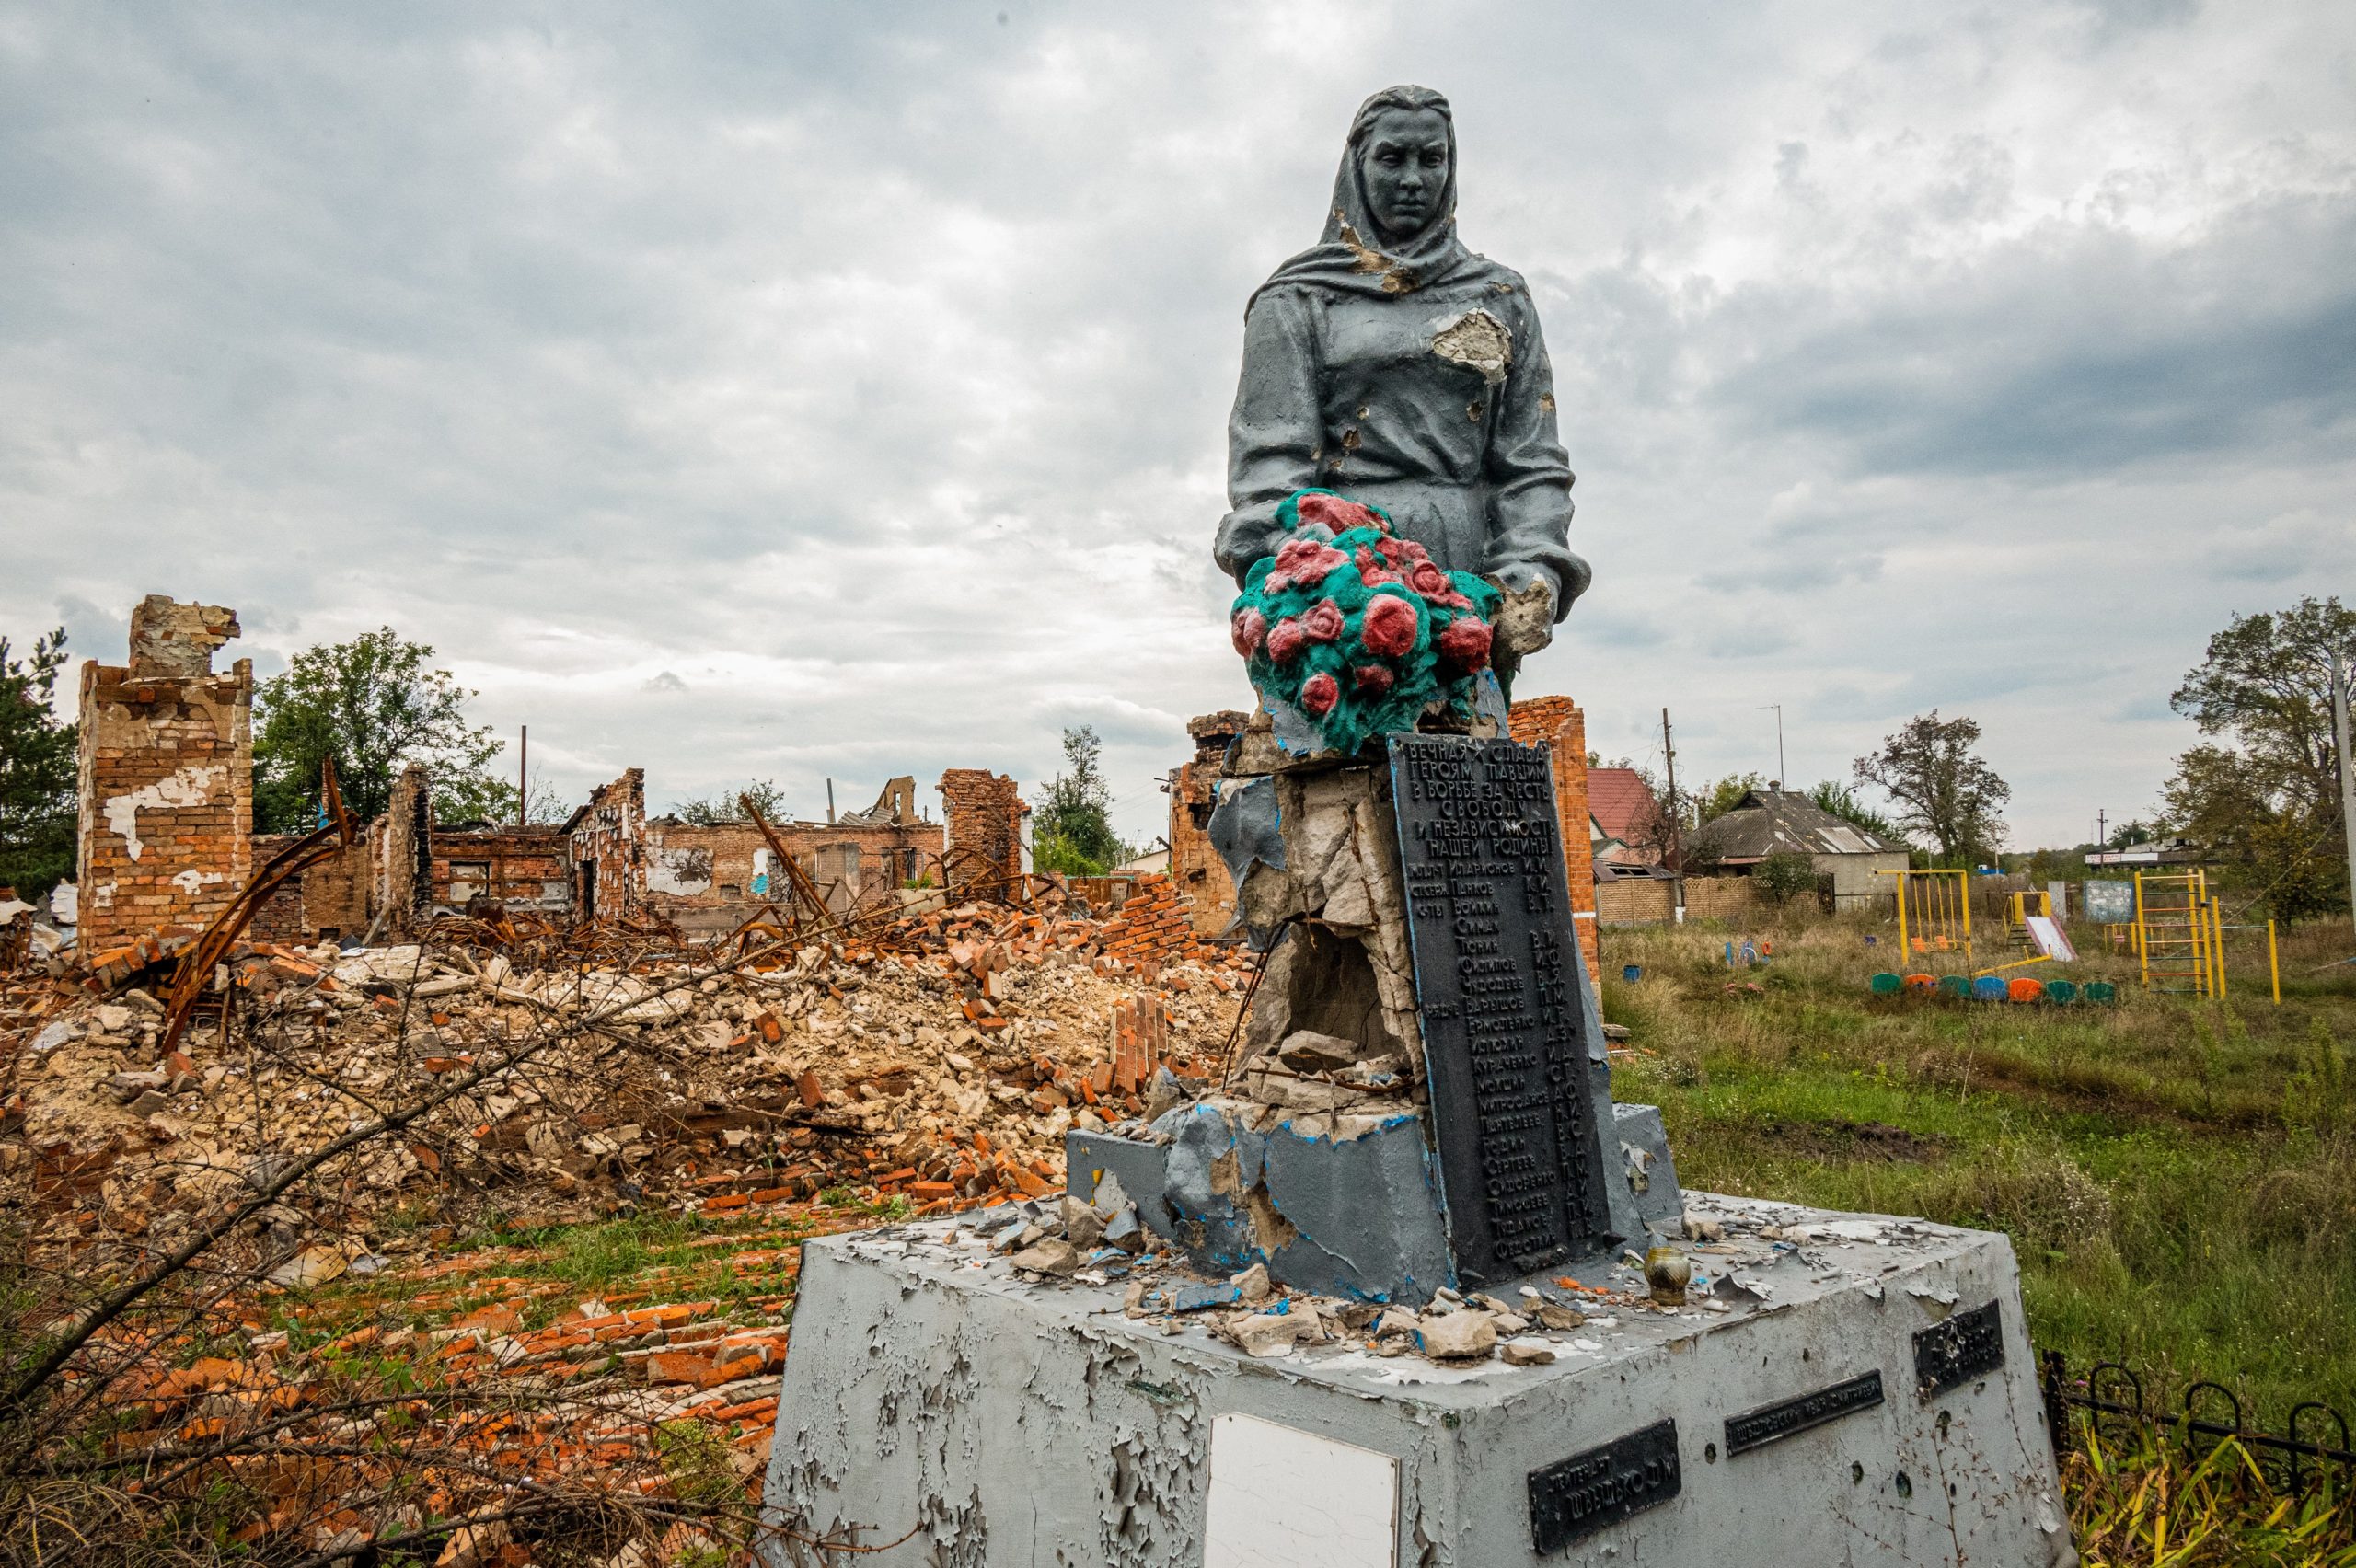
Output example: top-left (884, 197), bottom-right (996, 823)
top-left (1430, 307), bottom-right (1512, 386)
top-left (1335, 213), bottom-right (1418, 293)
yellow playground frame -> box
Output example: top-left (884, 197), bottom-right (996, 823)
top-left (1877, 867), bottom-right (1973, 967)
top-left (2131, 869), bottom-right (2282, 1003)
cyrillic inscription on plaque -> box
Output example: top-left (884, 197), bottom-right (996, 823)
top-left (1388, 734), bottom-right (1616, 1284)
top-left (1914, 1299), bottom-right (2006, 1399)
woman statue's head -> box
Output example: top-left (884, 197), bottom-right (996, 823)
top-left (1349, 86), bottom-right (1454, 245)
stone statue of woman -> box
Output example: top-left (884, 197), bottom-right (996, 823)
top-left (1214, 86), bottom-right (1588, 669)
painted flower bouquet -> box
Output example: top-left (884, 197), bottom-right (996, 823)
top-left (1230, 489), bottom-right (1502, 755)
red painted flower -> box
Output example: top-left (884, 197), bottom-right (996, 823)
top-left (1265, 617), bottom-right (1308, 664)
top-left (1297, 493), bottom-right (1379, 531)
top-left (1301, 599), bottom-right (1345, 642)
top-left (1265, 536), bottom-right (1348, 594)
top-left (1230, 607), bottom-right (1267, 658)
top-left (1360, 594), bottom-right (1420, 659)
top-left (1299, 671), bottom-right (1341, 716)
top-left (1437, 616), bottom-right (1493, 673)
top-left (1354, 546), bottom-right (1402, 585)
top-left (1406, 559), bottom-right (1452, 599)
top-left (1354, 663), bottom-right (1395, 695)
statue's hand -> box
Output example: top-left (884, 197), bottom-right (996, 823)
top-left (1491, 577), bottom-right (1555, 659)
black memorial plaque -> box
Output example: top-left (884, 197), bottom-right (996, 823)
top-left (1724, 1370), bottom-right (1886, 1455)
top-left (1528, 1419), bottom-right (1681, 1555)
top-left (1914, 1299), bottom-right (2006, 1399)
top-left (1388, 734), bottom-right (1617, 1285)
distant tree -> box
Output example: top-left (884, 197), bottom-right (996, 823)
top-left (1034, 726), bottom-right (1128, 877)
top-left (252, 629), bottom-right (503, 831)
top-left (2106, 819), bottom-right (2158, 850)
top-left (1852, 711), bottom-right (2010, 864)
top-left (1807, 779), bottom-right (1901, 843)
top-left (0, 627), bottom-right (77, 899)
top-left (1753, 850), bottom-right (1821, 906)
top-left (670, 780), bottom-right (791, 826)
top-left (2163, 596), bottom-right (2355, 920)
top-left (1691, 771), bottom-right (1768, 826)
top-left (438, 775), bottom-right (571, 829)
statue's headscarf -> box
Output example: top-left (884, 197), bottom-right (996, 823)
top-left (1250, 85), bottom-right (1483, 313)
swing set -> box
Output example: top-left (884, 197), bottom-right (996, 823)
top-left (1878, 867), bottom-right (1973, 968)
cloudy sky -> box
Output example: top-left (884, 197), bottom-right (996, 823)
top-left (4, 1), bottom-right (2350, 849)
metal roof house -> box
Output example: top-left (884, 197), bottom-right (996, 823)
top-left (1685, 788), bottom-right (1911, 907)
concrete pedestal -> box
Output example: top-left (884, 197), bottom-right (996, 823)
top-left (762, 1193), bottom-right (2074, 1566)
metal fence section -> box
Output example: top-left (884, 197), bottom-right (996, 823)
top-left (2040, 1350), bottom-right (2355, 1491)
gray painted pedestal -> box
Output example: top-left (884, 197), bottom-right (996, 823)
top-left (761, 1193), bottom-right (2074, 1567)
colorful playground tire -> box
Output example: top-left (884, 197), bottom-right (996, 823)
top-left (2043, 980), bottom-right (2077, 1004)
top-left (1869, 973), bottom-right (1902, 995)
top-left (1971, 976), bottom-right (2007, 1002)
top-left (2084, 981), bottom-right (2118, 1004)
top-left (2007, 977), bottom-right (2045, 1002)
top-left (1903, 974), bottom-right (1937, 994)
top-left (1937, 975), bottom-right (1971, 998)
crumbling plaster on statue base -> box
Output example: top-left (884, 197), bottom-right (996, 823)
top-left (768, 1205), bottom-right (2073, 1567)
top-left (769, 1262), bottom-right (1218, 1565)
top-left (1235, 767), bottom-right (1425, 1082)
top-left (100, 764), bottom-right (226, 863)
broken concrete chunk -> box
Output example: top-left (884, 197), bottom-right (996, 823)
top-left (1230, 1262), bottom-right (1271, 1304)
top-left (1276, 1030), bottom-right (1370, 1072)
top-left (1103, 1205), bottom-right (1143, 1252)
top-left (1372, 1308), bottom-right (1420, 1340)
top-left (1172, 1282), bottom-right (1242, 1313)
top-left (1007, 1239), bottom-right (1080, 1276)
top-left (1230, 1307), bottom-right (1316, 1358)
top-left (1534, 1303), bottom-right (1587, 1332)
top-left (1501, 1340), bottom-right (1556, 1367)
top-left (1415, 1310), bottom-right (1496, 1361)
top-left (1682, 1212), bottom-right (1727, 1242)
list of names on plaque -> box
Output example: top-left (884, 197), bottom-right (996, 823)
top-left (1389, 734), bottom-right (1615, 1283)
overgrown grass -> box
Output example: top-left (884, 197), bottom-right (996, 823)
top-left (1602, 913), bottom-right (2356, 1433)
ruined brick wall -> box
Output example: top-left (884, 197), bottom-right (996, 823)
top-left (640, 818), bottom-right (945, 933)
top-left (1507, 696), bottom-right (1600, 986)
top-left (567, 768), bottom-right (646, 924)
top-left (1093, 873), bottom-right (1215, 971)
top-left (246, 833), bottom-right (307, 941)
top-left (433, 827), bottom-right (571, 917)
top-left (75, 596), bottom-right (253, 955)
top-left (1171, 710), bottom-right (1249, 938)
top-left (369, 765), bottom-right (433, 938)
top-left (938, 770), bottom-right (1026, 897)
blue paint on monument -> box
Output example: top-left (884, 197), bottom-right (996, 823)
top-left (1070, 1100), bottom-right (1457, 1303)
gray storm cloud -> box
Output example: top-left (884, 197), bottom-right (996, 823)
top-left (1, 0), bottom-right (2350, 846)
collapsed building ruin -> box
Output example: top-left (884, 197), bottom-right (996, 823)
top-left (71, 596), bottom-right (1032, 951)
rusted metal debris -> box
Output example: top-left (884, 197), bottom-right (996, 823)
top-left (157, 757), bottom-right (357, 1055)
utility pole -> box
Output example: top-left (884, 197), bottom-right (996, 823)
top-left (1758, 703), bottom-right (1784, 787)
top-left (1661, 707), bottom-right (1686, 922)
top-left (518, 725), bottom-right (527, 828)
top-left (2096, 808), bottom-right (2106, 852)
top-left (2332, 647), bottom-right (2356, 934)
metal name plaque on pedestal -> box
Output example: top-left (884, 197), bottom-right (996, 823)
top-left (1388, 734), bottom-right (1616, 1285)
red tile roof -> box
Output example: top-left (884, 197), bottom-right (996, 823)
top-left (1588, 768), bottom-right (1665, 851)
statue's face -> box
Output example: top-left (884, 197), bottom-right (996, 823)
top-left (1358, 106), bottom-right (1450, 242)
